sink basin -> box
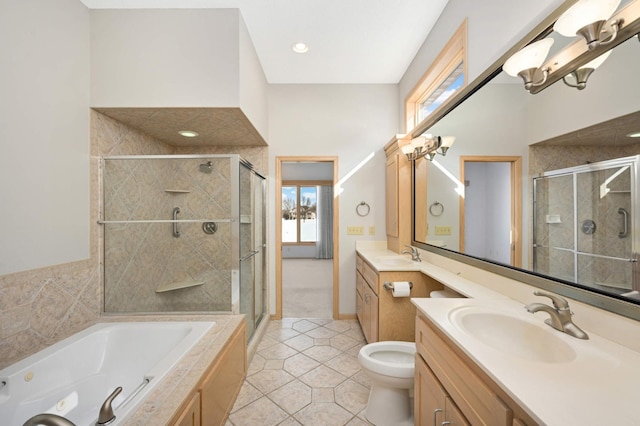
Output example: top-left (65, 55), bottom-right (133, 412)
top-left (374, 256), bottom-right (414, 266)
top-left (449, 306), bottom-right (577, 363)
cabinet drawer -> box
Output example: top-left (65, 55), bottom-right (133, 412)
top-left (416, 314), bottom-right (512, 426)
top-left (356, 255), bottom-right (363, 274)
top-left (361, 261), bottom-right (379, 294)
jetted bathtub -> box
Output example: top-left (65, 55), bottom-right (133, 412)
top-left (0, 321), bottom-right (216, 426)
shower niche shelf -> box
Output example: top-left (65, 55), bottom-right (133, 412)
top-left (156, 281), bottom-right (204, 293)
top-left (165, 189), bottom-right (191, 193)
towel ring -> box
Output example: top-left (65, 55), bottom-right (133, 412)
top-left (356, 201), bottom-right (370, 217)
top-left (429, 201), bottom-right (444, 217)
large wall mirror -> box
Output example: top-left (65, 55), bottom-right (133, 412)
top-left (412, 0), bottom-right (640, 320)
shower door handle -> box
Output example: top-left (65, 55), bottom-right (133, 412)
top-left (173, 207), bottom-right (180, 238)
top-left (618, 207), bottom-right (629, 238)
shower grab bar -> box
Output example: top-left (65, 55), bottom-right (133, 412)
top-left (534, 244), bottom-right (637, 262)
top-left (97, 219), bottom-right (234, 224)
top-left (240, 249), bottom-right (260, 262)
top-left (172, 207), bottom-right (181, 237)
top-left (618, 207), bottom-right (629, 238)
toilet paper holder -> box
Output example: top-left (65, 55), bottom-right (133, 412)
top-left (383, 281), bottom-right (413, 291)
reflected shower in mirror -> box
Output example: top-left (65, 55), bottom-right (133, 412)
top-left (412, 15), bottom-right (640, 310)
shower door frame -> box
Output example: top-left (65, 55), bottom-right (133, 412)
top-left (533, 155), bottom-right (639, 294)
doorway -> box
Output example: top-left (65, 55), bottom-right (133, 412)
top-left (459, 156), bottom-right (522, 267)
top-left (275, 157), bottom-right (339, 319)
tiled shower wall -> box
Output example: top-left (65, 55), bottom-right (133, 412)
top-left (0, 110), bottom-right (268, 369)
top-left (103, 156), bottom-right (234, 312)
top-left (529, 145), bottom-right (638, 290)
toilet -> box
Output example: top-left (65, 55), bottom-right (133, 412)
top-left (358, 341), bottom-right (416, 426)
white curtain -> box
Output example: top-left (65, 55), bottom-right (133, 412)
top-left (315, 185), bottom-right (333, 259)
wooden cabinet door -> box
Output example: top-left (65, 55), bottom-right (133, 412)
top-left (173, 392), bottom-right (201, 426)
top-left (415, 354), bottom-right (447, 426)
top-left (356, 272), bottom-right (364, 325)
top-left (445, 396), bottom-right (471, 426)
top-left (367, 286), bottom-right (378, 342)
top-left (386, 154), bottom-right (399, 237)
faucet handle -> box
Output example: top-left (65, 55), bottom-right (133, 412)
top-left (96, 386), bottom-right (122, 426)
top-left (533, 290), bottom-right (569, 310)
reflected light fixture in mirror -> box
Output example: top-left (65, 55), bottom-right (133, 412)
top-left (400, 134), bottom-right (455, 161)
top-left (562, 49), bottom-right (612, 89)
top-left (554, 0), bottom-right (621, 50)
top-left (503, 38), bottom-right (554, 91)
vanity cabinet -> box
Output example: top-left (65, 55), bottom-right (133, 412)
top-left (415, 355), bottom-right (469, 426)
top-left (170, 320), bottom-right (246, 426)
top-left (415, 313), bottom-right (536, 426)
top-left (384, 135), bottom-right (412, 253)
top-left (356, 254), bottom-right (440, 343)
top-left (356, 255), bottom-right (379, 342)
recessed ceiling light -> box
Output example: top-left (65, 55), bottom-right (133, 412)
top-left (626, 131), bottom-right (640, 138)
top-left (291, 42), bottom-right (309, 54)
top-left (178, 130), bottom-right (199, 138)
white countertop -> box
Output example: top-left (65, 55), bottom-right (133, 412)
top-left (356, 242), bottom-right (640, 425)
top-left (413, 298), bottom-right (640, 425)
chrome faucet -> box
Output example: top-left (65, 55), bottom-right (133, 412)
top-left (401, 245), bottom-right (422, 262)
top-left (96, 386), bottom-right (122, 426)
top-left (525, 290), bottom-right (589, 340)
top-left (23, 414), bottom-right (76, 426)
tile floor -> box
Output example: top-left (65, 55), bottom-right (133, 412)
top-left (226, 318), bottom-right (375, 426)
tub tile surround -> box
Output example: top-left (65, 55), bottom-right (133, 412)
top-left (227, 318), bottom-right (375, 426)
top-left (0, 109), bottom-right (268, 369)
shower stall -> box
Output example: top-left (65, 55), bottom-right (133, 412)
top-left (100, 155), bottom-right (266, 340)
top-left (533, 155), bottom-right (639, 296)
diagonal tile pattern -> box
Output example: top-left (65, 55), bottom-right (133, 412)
top-left (227, 319), bottom-right (375, 426)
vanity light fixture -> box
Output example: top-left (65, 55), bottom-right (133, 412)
top-left (400, 134), bottom-right (455, 161)
top-left (562, 49), bottom-right (612, 89)
top-left (292, 42), bottom-right (309, 53)
top-left (178, 130), bottom-right (199, 138)
top-left (554, 0), bottom-right (622, 50)
top-left (503, 38), bottom-right (555, 91)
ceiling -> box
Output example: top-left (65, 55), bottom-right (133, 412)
top-left (79, 0), bottom-right (449, 84)
top-left (533, 111), bottom-right (640, 146)
top-left (95, 107), bottom-right (267, 146)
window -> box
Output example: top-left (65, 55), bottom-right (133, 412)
top-left (405, 20), bottom-right (467, 132)
top-left (281, 184), bottom-right (318, 243)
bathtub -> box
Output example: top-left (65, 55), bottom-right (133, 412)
top-left (0, 321), bottom-right (216, 426)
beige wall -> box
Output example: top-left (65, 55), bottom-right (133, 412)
top-left (0, 0), bottom-right (91, 275)
top-left (90, 9), bottom-right (269, 141)
top-left (267, 84), bottom-right (399, 315)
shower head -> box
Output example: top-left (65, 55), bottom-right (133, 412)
top-left (199, 161), bottom-right (213, 174)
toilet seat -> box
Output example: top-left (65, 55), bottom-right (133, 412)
top-left (358, 341), bottom-right (416, 379)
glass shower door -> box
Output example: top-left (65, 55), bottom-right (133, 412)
top-left (533, 173), bottom-right (576, 283)
top-left (575, 163), bottom-right (634, 294)
top-left (239, 162), bottom-right (266, 340)
top-left (534, 156), bottom-right (638, 297)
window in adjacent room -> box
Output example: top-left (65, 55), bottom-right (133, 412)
top-left (405, 19), bottom-right (467, 133)
top-left (281, 183), bottom-right (319, 244)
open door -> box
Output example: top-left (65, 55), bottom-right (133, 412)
top-left (459, 156), bottom-right (522, 267)
top-left (275, 157), bottom-right (339, 319)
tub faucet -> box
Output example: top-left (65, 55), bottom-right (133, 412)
top-left (401, 245), bottom-right (421, 262)
top-left (96, 386), bottom-right (122, 426)
top-left (525, 291), bottom-right (589, 340)
top-left (23, 414), bottom-right (76, 426)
